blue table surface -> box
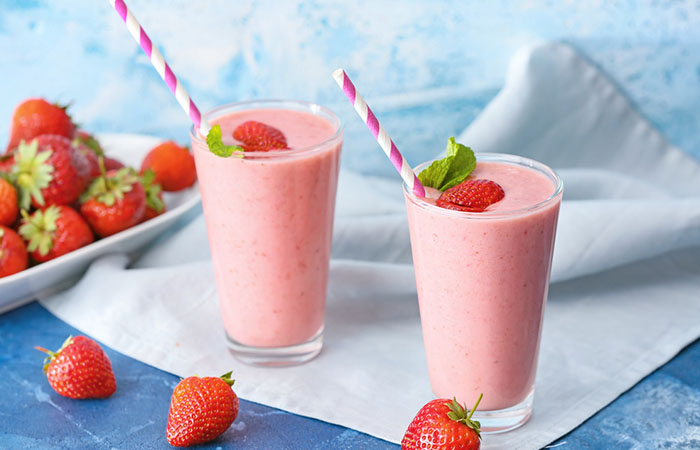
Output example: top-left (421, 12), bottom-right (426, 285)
top-left (1, 302), bottom-right (699, 449)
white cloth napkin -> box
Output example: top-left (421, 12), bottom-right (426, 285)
top-left (40, 42), bottom-right (700, 449)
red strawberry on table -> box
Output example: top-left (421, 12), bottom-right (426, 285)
top-left (0, 226), bottom-right (28, 278)
top-left (0, 177), bottom-right (19, 226)
top-left (80, 167), bottom-right (146, 237)
top-left (233, 120), bottom-right (288, 152)
top-left (402, 395), bottom-right (483, 450)
top-left (436, 179), bottom-right (505, 212)
top-left (167, 372), bottom-right (239, 447)
top-left (140, 169), bottom-right (165, 221)
top-left (35, 335), bottom-right (116, 399)
top-left (6, 98), bottom-right (76, 153)
top-left (140, 141), bottom-right (196, 192)
top-left (12, 135), bottom-right (91, 209)
top-left (19, 205), bottom-right (93, 263)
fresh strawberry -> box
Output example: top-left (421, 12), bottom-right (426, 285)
top-left (140, 141), bottom-right (196, 192)
top-left (74, 140), bottom-right (101, 178)
top-left (140, 169), bottom-right (165, 221)
top-left (0, 177), bottom-right (19, 226)
top-left (7, 98), bottom-right (75, 153)
top-left (436, 179), bottom-right (505, 212)
top-left (166, 372), bottom-right (239, 447)
top-left (233, 120), bottom-right (288, 152)
top-left (19, 205), bottom-right (93, 263)
top-left (35, 335), bottom-right (116, 399)
top-left (0, 226), bottom-right (28, 278)
top-left (80, 168), bottom-right (146, 237)
top-left (12, 135), bottom-right (91, 209)
top-left (104, 156), bottom-right (125, 171)
top-left (402, 395), bottom-right (483, 450)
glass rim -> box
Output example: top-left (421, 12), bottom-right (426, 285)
top-left (189, 99), bottom-right (344, 159)
top-left (404, 152), bottom-right (564, 219)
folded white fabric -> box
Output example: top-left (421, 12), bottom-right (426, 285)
top-left (41, 42), bottom-right (700, 449)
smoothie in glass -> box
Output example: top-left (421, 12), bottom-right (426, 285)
top-left (404, 153), bottom-right (562, 432)
top-left (190, 100), bottom-right (343, 366)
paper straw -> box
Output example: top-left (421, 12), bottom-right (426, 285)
top-left (332, 69), bottom-right (425, 197)
top-left (109, 0), bottom-right (210, 135)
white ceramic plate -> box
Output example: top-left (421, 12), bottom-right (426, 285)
top-left (0, 133), bottom-right (201, 313)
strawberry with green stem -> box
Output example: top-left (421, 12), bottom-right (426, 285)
top-left (19, 205), bottom-right (93, 263)
top-left (35, 335), bottom-right (116, 399)
top-left (80, 162), bottom-right (146, 237)
top-left (6, 98), bottom-right (76, 153)
top-left (402, 394), bottom-right (483, 450)
top-left (167, 371), bottom-right (239, 447)
top-left (12, 135), bottom-right (91, 209)
top-left (140, 140), bottom-right (197, 192)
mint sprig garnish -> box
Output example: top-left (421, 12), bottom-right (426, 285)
top-left (206, 124), bottom-right (244, 158)
top-left (418, 137), bottom-right (476, 191)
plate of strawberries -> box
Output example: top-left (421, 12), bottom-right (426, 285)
top-left (0, 98), bottom-right (201, 312)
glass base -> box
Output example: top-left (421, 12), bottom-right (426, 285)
top-left (225, 328), bottom-right (323, 367)
top-left (475, 390), bottom-right (534, 434)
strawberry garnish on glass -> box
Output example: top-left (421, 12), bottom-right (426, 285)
top-left (436, 179), bottom-right (505, 212)
top-left (233, 120), bottom-right (288, 152)
top-left (402, 394), bottom-right (483, 450)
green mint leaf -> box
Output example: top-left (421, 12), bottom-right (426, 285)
top-left (441, 137), bottom-right (476, 191)
top-left (417, 137), bottom-right (476, 191)
top-left (206, 124), bottom-right (244, 158)
top-left (417, 155), bottom-right (454, 189)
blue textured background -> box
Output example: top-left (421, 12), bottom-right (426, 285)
top-left (0, 0), bottom-right (699, 176)
top-left (2, 1), bottom-right (700, 448)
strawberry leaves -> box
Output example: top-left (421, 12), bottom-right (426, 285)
top-left (445, 394), bottom-right (483, 439)
top-left (13, 140), bottom-right (54, 209)
top-left (141, 169), bottom-right (165, 213)
top-left (81, 167), bottom-right (139, 206)
top-left (18, 205), bottom-right (61, 257)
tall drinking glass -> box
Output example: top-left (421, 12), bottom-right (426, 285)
top-left (404, 153), bottom-right (562, 432)
top-left (190, 100), bottom-right (343, 367)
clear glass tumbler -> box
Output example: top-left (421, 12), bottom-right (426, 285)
top-left (404, 153), bottom-right (563, 432)
top-left (190, 100), bottom-right (343, 367)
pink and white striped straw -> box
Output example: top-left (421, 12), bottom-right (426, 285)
top-left (332, 69), bottom-right (425, 197)
top-left (109, 0), bottom-right (210, 135)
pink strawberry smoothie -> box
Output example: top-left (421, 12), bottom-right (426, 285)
top-left (405, 155), bottom-right (562, 412)
top-left (191, 101), bottom-right (342, 349)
